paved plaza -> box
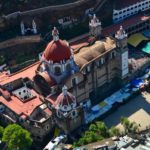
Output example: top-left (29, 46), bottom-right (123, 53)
top-left (103, 92), bottom-right (150, 130)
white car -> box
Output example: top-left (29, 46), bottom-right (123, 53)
top-left (43, 135), bottom-right (67, 150)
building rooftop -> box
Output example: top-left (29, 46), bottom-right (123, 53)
top-left (0, 61), bottom-right (48, 118)
top-left (79, 138), bottom-right (116, 150)
top-left (115, 0), bottom-right (143, 10)
top-left (0, 88), bottom-right (43, 117)
top-left (102, 14), bottom-right (150, 36)
top-left (74, 37), bottom-right (116, 70)
top-left (0, 61), bottom-right (40, 86)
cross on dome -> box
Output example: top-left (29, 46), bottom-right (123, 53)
top-left (52, 27), bottom-right (59, 41)
top-left (115, 26), bottom-right (127, 40)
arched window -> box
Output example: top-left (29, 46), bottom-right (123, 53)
top-left (71, 110), bottom-right (78, 119)
top-left (54, 66), bottom-right (61, 75)
top-left (57, 110), bottom-right (61, 118)
top-left (66, 63), bottom-right (71, 71)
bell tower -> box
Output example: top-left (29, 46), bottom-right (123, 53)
top-left (89, 14), bottom-right (102, 37)
top-left (115, 26), bottom-right (129, 79)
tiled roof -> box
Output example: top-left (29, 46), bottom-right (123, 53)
top-left (43, 40), bottom-right (71, 62)
top-left (70, 37), bottom-right (89, 50)
top-left (0, 61), bottom-right (39, 86)
top-left (115, 0), bottom-right (143, 10)
top-left (102, 14), bottom-right (150, 36)
top-left (0, 62), bottom-right (44, 117)
top-left (0, 89), bottom-right (43, 117)
top-left (44, 108), bottom-right (52, 116)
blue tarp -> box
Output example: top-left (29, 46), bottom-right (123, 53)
top-left (143, 30), bottom-right (150, 38)
top-left (131, 79), bottom-right (144, 88)
top-left (91, 105), bottom-right (100, 114)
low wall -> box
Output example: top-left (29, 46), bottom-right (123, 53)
top-left (0, 0), bottom-right (102, 31)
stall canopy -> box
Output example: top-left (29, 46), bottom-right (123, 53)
top-left (143, 30), bottom-right (150, 38)
top-left (131, 79), bottom-right (144, 88)
top-left (142, 42), bottom-right (150, 54)
top-left (128, 33), bottom-right (149, 47)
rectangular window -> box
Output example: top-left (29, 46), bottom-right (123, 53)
top-left (87, 65), bottom-right (91, 72)
top-left (72, 78), bottom-right (77, 86)
top-left (101, 57), bottom-right (105, 64)
top-left (110, 51), bottom-right (116, 59)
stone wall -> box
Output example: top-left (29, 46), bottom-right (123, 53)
top-left (0, 35), bottom-right (44, 65)
top-left (0, 0), bottom-right (102, 31)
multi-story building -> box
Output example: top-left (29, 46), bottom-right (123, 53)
top-left (0, 76), bottom-right (53, 142)
top-left (113, 0), bottom-right (150, 23)
top-left (0, 14), bottom-right (129, 141)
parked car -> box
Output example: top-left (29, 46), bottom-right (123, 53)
top-left (43, 135), bottom-right (67, 150)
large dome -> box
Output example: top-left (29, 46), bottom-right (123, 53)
top-left (43, 40), bottom-right (71, 62)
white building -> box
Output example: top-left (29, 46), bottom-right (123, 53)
top-left (113, 0), bottom-right (150, 23)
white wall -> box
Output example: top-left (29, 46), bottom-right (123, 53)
top-left (13, 86), bottom-right (34, 101)
top-left (113, 0), bottom-right (150, 23)
top-left (121, 51), bottom-right (129, 77)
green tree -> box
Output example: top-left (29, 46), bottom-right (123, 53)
top-left (121, 117), bottom-right (139, 134)
top-left (73, 121), bottom-right (110, 147)
top-left (95, 121), bottom-right (110, 138)
top-left (2, 124), bottom-right (32, 150)
top-left (0, 126), bottom-right (4, 139)
top-left (109, 126), bottom-right (120, 137)
top-left (0, 55), bottom-right (5, 65)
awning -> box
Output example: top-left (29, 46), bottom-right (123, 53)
top-left (143, 30), bottom-right (150, 38)
top-left (128, 33), bottom-right (149, 47)
top-left (142, 42), bottom-right (150, 54)
top-left (131, 79), bottom-right (144, 88)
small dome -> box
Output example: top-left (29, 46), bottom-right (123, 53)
top-left (43, 40), bottom-right (71, 62)
top-left (55, 86), bottom-right (76, 112)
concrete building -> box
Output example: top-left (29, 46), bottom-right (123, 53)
top-left (113, 0), bottom-right (150, 23)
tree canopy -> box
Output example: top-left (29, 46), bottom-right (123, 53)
top-left (121, 117), bottom-right (139, 134)
top-left (73, 117), bottom-right (139, 147)
top-left (109, 126), bottom-right (121, 137)
top-left (2, 124), bottom-right (32, 150)
top-left (73, 121), bottom-right (110, 147)
top-left (0, 126), bottom-right (4, 140)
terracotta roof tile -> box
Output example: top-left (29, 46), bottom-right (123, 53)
top-left (70, 36), bottom-right (89, 50)
top-left (0, 61), bottom-right (39, 86)
top-left (43, 40), bottom-right (71, 62)
top-left (102, 14), bottom-right (150, 36)
top-left (0, 89), bottom-right (42, 117)
top-left (44, 108), bottom-right (52, 116)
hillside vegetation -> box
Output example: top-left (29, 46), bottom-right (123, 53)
top-left (0, 0), bottom-right (79, 15)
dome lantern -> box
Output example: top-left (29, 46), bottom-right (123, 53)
top-left (52, 27), bottom-right (59, 41)
top-left (62, 85), bottom-right (68, 95)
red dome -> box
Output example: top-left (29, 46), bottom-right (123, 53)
top-left (43, 40), bottom-right (71, 62)
top-left (56, 92), bottom-right (75, 106)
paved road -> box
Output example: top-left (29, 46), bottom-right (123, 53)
top-left (103, 92), bottom-right (150, 128)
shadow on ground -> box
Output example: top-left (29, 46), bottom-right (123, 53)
top-left (103, 92), bottom-right (150, 128)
